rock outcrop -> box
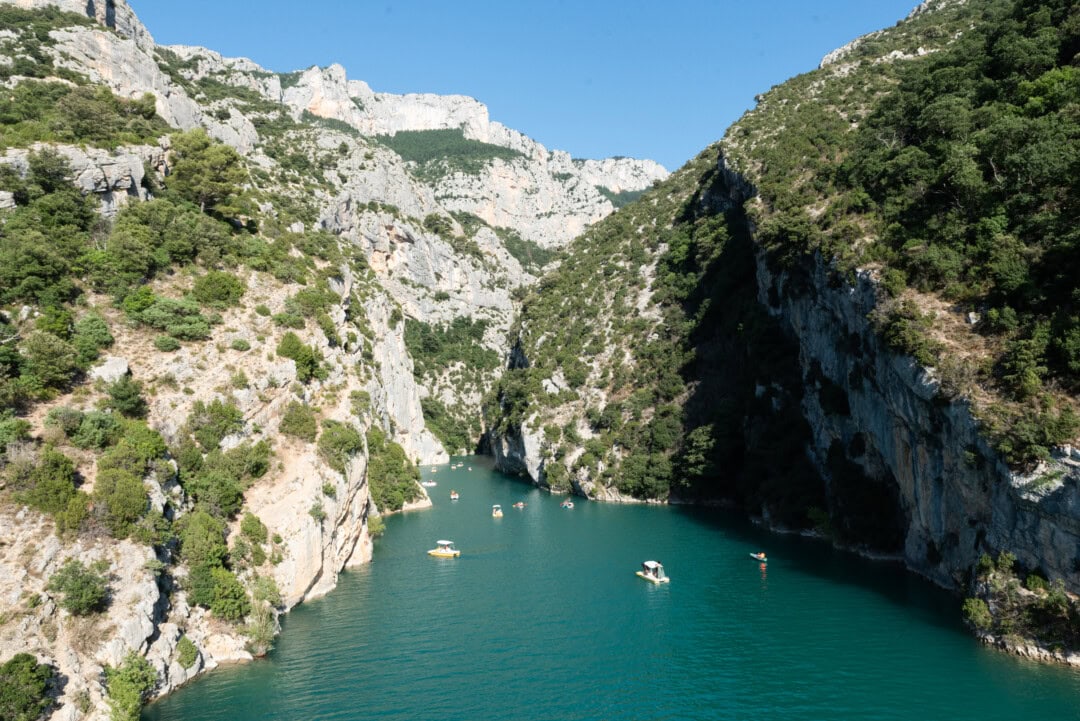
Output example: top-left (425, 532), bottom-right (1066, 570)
top-left (754, 242), bottom-right (1080, 591)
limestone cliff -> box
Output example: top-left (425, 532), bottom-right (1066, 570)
top-left (0, 0), bottom-right (672, 715)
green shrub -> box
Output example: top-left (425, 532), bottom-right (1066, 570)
top-left (44, 405), bottom-right (84, 436)
top-left (153, 335), bottom-right (181, 352)
top-left (20, 330), bottom-right (77, 391)
top-left (72, 410), bottom-right (122, 449)
top-left (91, 468), bottom-right (147, 539)
top-left (317, 420), bottom-right (363, 473)
top-left (21, 447), bottom-right (76, 515)
top-left (239, 513), bottom-right (267, 546)
top-left (176, 636), bottom-right (198, 670)
top-left (279, 401), bottom-right (317, 442)
top-left (186, 468), bottom-right (243, 517)
top-left (104, 651), bottom-right (157, 721)
top-left (209, 567), bottom-right (250, 621)
top-left (176, 510), bottom-right (228, 568)
top-left (187, 398), bottom-right (244, 451)
top-left (230, 338), bottom-right (251, 351)
top-left (71, 312), bottom-right (113, 366)
top-left (47, 558), bottom-right (108, 616)
top-left (105, 376), bottom-right (148, 418)
top-left (54, 491), bottom-right (89, 538)
top-left (276, 332), bottom-right (323, 383)
top-left (254, 304), bottom-right (271, 316)
top-left (136, 297), bottom-right (210, 340)
top-left (321, 481), bottom-right (336, 499)
top-left (250, 574), bottom-right (281, 607)
top-left (192, 270), bottom-right (245, 306)
top-left (0, 653), bottom-right (54, 721)
top-left (0, 415), bottom-right (31, 454)
top-left (962, 597), bottom-right (993, 631)
top-left (365, 426), bottom-right (421, 512)
top-left (308, 501), bottom-right (326, 523)
top-left (245, 604), bottom-right (276, 657)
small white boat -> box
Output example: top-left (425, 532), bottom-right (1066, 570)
top-left (749, 552), bottom-right (767, 563)
top-left (512, 502), bottom-right (525, 509)
top-left (450, 490), bottom-right (459, 501)
top-left (430, 466), bottom-right (437, 472)
top-left (636, 560), bottom-right (670, 584)
top-left (560, 498), bottom-right (574, 509)
top-left (492, 504), bottom-right (503, 518)
top-left (428, 540), bottom-right (460, 558)
top-left (421, 480), bottom-right (437, 487)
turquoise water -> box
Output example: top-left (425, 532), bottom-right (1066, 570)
top-left (145, 457), bottom-right (1080, 720)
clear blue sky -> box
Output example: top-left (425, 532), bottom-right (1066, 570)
top-left (128, 0), bottom-right (920, 171)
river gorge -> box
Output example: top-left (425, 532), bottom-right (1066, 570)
top-left (144, 458), bottom-right (1080, 721)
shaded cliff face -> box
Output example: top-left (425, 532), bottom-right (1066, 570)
top-left (755, 247), bottom-right (1080, 589)
top-left (484, 0), bottom-right (1080, 597)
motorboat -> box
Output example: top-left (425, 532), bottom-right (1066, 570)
top-left (430, 466), bottom-right (436, 472)
top-left (450, 490), bottom-right (459, 501)
top-left (421, 480), bottom-right (437, 487)
top-left (512, 502), bottom-right (525, 509)
top-left (636, 560), bottom-right (670, 584)
top-left (749, 552), bottom-right (767, 563)
top-left (492, 504), bottom-right (503, 518)
top-left (427, 540), bottom-right (460, 558)
top-left (560, 498), bottom-right (574, 509)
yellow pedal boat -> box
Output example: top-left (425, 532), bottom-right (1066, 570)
top-left (427, 540), bottom-right (460, 558)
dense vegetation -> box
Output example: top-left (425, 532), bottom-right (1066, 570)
top-left (365, 426), bottom-right (422, 512)
top-left (726, 0), bottom-right (1080, 464)
top-left (0, 653), bottom-right (54, 721)
top-left (375, 128), bottom-right (525, 180)
top-left (403, 313), bottom-right (501, 452)
top-left (486, 148), bottom-right (839, 529)
top-left (964, 552), bottom-right (1080, 655)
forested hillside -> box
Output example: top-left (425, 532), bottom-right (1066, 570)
top-left (491, 0), bottom-right (1080, 503)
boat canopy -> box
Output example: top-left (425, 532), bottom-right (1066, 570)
top-left (643, 560), bottom-right (663, 569)
top-left (437, 540), bottom-right (454, 546)
top-left (492, 504), bottom-right (502, 510)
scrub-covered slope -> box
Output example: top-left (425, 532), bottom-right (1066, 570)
top-left (0, 1), bottom-right (669, 718)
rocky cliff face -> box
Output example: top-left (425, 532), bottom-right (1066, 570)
top-left (0, 0), bottom-right (672, 715)
top-left (754, 242), bottom-right (1080, 591)
top-left (27, 0), bottom-right (664, 425)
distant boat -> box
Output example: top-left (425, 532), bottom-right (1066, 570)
top-left (450, 490), bottom-right (459, 501)
top-left (560, 498), bottom-right (574, 509)
top-left (467, 467), bottom-right (472, 471)
top-left (636, 560), bottom-right (670, 584)
top-left (430, 467), bottom-right (437, 472)
top-left (512, 502), bottom-right (525, 509)
top-left (749, 552), bottom-right (767, 563)
top-left (427, 540), bottom-right (460, 558)
top-left (421, 480), bottom-right (437, 487)
top-left (492, 504), bottom-right (503, 518)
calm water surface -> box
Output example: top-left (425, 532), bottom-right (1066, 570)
top-left (145, 456), bottom-right (1080, 720)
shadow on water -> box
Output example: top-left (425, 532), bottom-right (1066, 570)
top-left (671, 502), bottom-right (968, 635)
